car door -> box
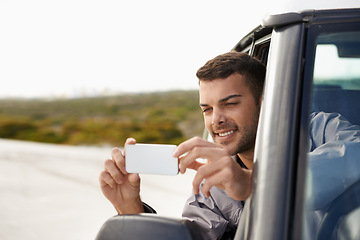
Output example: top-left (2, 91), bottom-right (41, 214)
top-left (235, 8), bottom-right (360, 240)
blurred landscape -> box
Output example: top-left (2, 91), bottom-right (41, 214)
top-left (0, 90), bottom-right (201, 240)
top-left (0, 90), bottom-right (204, 146)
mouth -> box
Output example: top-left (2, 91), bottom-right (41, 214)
top-left (218, 130), bottom-right (234, 137)
top-left (214, 129), bottom-right (237, 138)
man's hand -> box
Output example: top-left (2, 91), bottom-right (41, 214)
top-left (99, 138), bottom-right (144, 214)
top-left (174, 137), bottom-right (252, 201)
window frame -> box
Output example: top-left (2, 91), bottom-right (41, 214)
top-left (297, 19), bottom-right (360, 239)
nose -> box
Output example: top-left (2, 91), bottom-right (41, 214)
top-left (212, 108), bottom-right (226, 126)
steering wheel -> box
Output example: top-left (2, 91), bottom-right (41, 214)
top-left (316, 179), bottom-right (360, 240)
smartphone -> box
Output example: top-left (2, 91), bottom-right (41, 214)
top-left (125, 143), bottom-right (179, 175)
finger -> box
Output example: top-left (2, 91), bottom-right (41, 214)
top-left (173, 136), bottom-right (215, 158)
top-left (125, 137), bottom-right (136, 146)
top-left (122, 138), bottom-right (137, 173)
top-left (198, 167), bottom-right (228, 198)
top-left (99, 171), bottom-right (117, 189)
top-left (128, 173), bottom-right (141, 188)
top-left (192, 156), bottom-right (233, 195)
top-left (197, 159), bottom-right (246, 200)
top-left (202, 176), bottom-right (217, 198)
top-left (192, 161), bottom-right (220, 195)
top-left (187, 160), bottom-right (205, 171)
top-left (179, 147), bottom-right (227, 173)
top-left (195, 155), bottom-right (236, 185)
top-left (201, 168), bottom-right (235, 199)
top-left (178, 155), bottom-right (205, 174)
top-left (104, 158), bottom-right (124, 184)
top-left (111, 147), bottom-right (127, 174)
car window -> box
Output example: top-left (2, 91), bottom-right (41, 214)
top-left (253, 40), bottom-right (270, 66)
top-left (203, 33), bottom-right (271, 142)
top-left (302, 26), bottom-right (360, 240)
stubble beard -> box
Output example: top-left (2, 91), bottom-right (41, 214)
top-left (212, 109), bottom-right (260, 156)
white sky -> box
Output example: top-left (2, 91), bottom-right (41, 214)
top-left (0, 0), bottom-right (358, 98)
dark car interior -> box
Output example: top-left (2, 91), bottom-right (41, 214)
top-left (312, 86), bottom-right (360, 126)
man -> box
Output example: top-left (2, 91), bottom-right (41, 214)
top-left (99, 51), bottom-right (264, 239)
top-left (176, 52), bottom-right (265, 239)
top-left (99, 51), bottom-right (360, 239)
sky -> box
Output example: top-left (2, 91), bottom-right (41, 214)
top-left (0, 0), bottom-right (358, 98)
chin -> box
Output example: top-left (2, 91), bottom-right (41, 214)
top-left (218, 142), bottom-right (238, 156)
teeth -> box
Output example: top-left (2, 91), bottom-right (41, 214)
top-left (218, 130), bottom-right (234, 137)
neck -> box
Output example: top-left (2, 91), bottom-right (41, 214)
top-left (237, 151), bottom-right (254, 170)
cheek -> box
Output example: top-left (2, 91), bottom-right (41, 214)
top-left (234, 104), bottom-right (256, 122)
top-left (203, 115), bottom-right (213, 131)
top-left (229, 111), bottom-right (244, 124)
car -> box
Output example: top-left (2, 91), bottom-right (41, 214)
top-left (95, 4), bottom-right (360, 240)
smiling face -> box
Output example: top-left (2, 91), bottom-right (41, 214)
top-left (199, 73), bottom-right (260, 156)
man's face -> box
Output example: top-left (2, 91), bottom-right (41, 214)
top-left (199, 73), bottom-right (260, 156)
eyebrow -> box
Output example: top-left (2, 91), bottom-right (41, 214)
top-left (219, 94), bottom-right (242, 103)
top-left (200, 94), bottom-right (242, 107)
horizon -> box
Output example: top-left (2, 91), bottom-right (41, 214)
top-left (0, 88), bottom-right (199, 101)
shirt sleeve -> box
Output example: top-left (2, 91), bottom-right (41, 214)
top-left (182, 183), bottom-right (244, 240)
top-left (143, 202), bottom-right (157, 213)
top-left (307, 112), bottom-right (360, 210)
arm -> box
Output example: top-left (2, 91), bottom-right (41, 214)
top-left (175, 137), bottom-right (250, 239)
top-left (307, 112), bottom-right (360, 210)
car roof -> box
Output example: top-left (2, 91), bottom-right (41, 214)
top-left (233, 6), bottom-right (360, 53)
top-left (263, 0), bottom-right (360, 16)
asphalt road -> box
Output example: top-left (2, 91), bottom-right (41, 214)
top-left (0, 139), bottom-right (195, 240)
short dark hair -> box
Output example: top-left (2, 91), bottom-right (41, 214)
top-left (196, 51), bottom-right (266, 104)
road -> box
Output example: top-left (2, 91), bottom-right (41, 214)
top-left (0, 139), bottom-right (195, 240)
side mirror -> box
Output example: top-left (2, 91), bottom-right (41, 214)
top-left (95, 214), bottom-right (203, 240)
